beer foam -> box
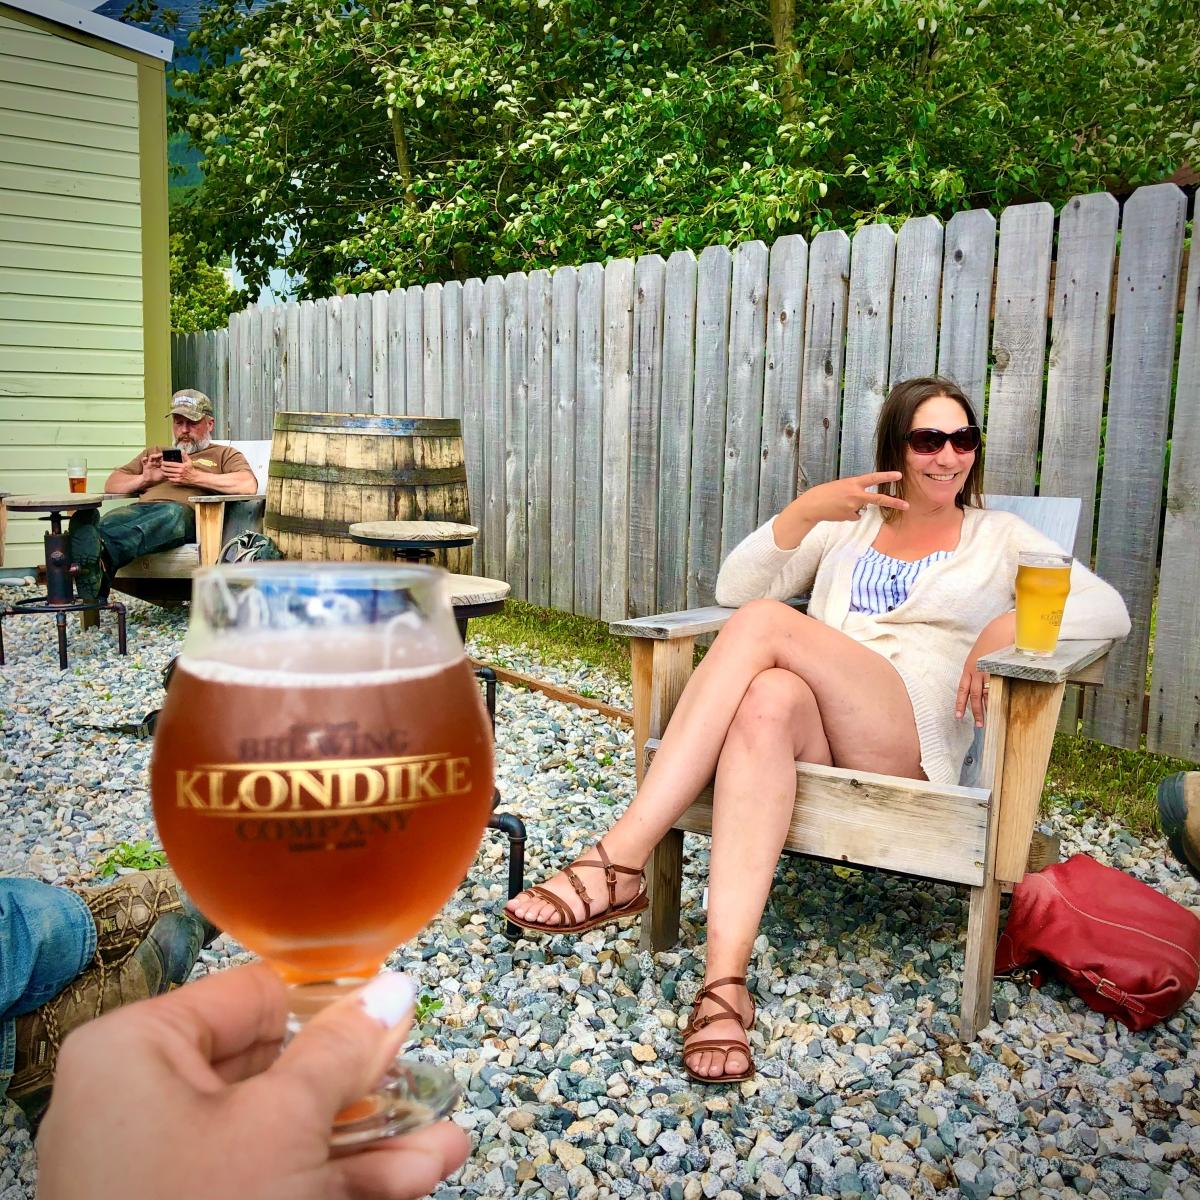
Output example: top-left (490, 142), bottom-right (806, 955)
top-left (177, 628), bottom-right (461, 687)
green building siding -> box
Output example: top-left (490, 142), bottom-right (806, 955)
top-left (0, 11), bottom-right (147, 567)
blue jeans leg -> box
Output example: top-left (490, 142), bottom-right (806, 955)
top-left (96, 502), bottom-right (196, 572)
top-left (0, 879), bottom-right (96, 1102)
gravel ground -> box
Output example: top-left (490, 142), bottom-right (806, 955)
top-left (2, 582), bottom-right (1199, 1200)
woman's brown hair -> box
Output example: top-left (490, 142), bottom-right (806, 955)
top-left (874, 375), bottom-right (984, 520)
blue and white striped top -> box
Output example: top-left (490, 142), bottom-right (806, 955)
top-left (849, 546), bottom-right (953, 615)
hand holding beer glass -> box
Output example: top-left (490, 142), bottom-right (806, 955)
top-left (1014, 551), bottom-right (1072, 656)
top-left (150, 563), bottom-right (495, 1146)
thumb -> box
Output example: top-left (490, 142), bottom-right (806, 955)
top-left (270, 972), bottom-right (418, 1122)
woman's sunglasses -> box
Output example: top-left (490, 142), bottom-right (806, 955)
top-left (905, 426), bottom-right (982, 455)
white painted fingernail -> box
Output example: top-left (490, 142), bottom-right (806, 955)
top-left (359, 973), bottom-right (417, 1029)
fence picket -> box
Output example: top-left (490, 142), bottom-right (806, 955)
top-left (386, 288), bottom-right (406, 415)
top-left (340, 293), bottom-right (358, 414)
top-left (574, 262), bottom-right (605, 618)
top-left (984, 202), bottom-right (1055, 495)
top-left (254, 306), bottom-right (271, 437)
top-left (658, 250), bottom-right (698, 612)
top-left (1149, 230), bottom-right (1200, 758)
top-left (687, 245), bottom-right (732, 608)
top-left (601, 257), bottom-right (634, 621)
top-left (526, 268), bottom-right (552, 604)
top-left (629, 253), bottom-right (666, 617)
top-left (889, 215), bottom-right (942, 385)
top-left (720, 241), bottom-right (769, 559)
top-left (285, 301), bottom-right (300, 413)
top-left (297, 300), bottom-right (314, 412)
top-left (423, 282), bottom-right (443, 417)
top-left (551, 266), bottom-right (578, 612)
top-left (758, 236), bottom-right (807, 527)
top-left (272, 305), bottom-right (287, 427)
top-left (798, 230), bottom-right (851, 490)
top-left (461, 277), bottom-right (485, 542)
top-left (938, 209), bottom-right (996, 406)
top-left (214, 328), bottom-right (229, 439)
top-left (841, 223), bottom-right (896, 477)
top-left (1041, 193), bottom-right (1118, 561)
top-left (1086, 184), bottom-right (1188, 748)
top-left (371, 290), bottom-right (389, 414)
top-left (504, 271), bottom-right (529, 600)
top-left (441, 279), bottom-right (463, 422)
top-left (325, 296), bottom-right (343, 413)
top-left (482, 276), bottom-right (506, 580)
top-left (405, 284), bottom-right (424, 415)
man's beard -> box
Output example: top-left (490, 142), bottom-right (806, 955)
top-left (175, 433), bottom-right (212, 453)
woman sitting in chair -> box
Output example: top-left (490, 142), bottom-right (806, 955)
top-left (505, 376), bottom-right (1130, 1084)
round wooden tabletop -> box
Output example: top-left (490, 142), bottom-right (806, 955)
top-left (349, 519), bottom-right (479, 550)
top-left (4, 494), bottom-right (107, 513)
top-left (445, 573), bottom-right (510, 607)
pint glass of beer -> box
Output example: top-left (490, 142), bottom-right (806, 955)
top-left (66, 456), bottom-right (87, 494)
top-left (1015, 551), bottom-right (1072, 656)
top-left (150, 562), bottom-right (495, 1145)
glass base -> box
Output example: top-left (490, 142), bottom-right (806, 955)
top-left (329, 1058), bottom-right (461, 1152)
top-left (1014, 645), bottom-right (1055, 658)
top-left (284, 977), bottom-right (460, 1150)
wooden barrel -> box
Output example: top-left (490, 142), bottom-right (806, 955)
top-left (263, 412), bottom-right (472, 570)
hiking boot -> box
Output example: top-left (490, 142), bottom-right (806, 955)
top-left (9, 909), bottom-right (209, 1125)
top-left (67, 510), bottom-right (105, 602)
top-left (75, 868), bottom-right (218, 966)
top-left (1158, 772), bottom-right (1200, 883)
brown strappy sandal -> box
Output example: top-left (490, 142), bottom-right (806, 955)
top-left (503, 842), bottom-right (648, 935)
top-left (681, 975), bottom-right (756, 1084)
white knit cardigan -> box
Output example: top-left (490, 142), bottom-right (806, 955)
top-left (714, 506), bottom-right (1131, 784)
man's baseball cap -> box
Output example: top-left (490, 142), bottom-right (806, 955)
top-left (167, 390), bottom-right (213, 421)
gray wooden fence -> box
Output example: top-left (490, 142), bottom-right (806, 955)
top-left (171, 186), bottom-right (1199, 760)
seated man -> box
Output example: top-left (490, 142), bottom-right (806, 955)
top-left (69, 390), bottom-right (259, 601)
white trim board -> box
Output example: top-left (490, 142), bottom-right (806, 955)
top-left (2, 0), bottom-right (173, 61)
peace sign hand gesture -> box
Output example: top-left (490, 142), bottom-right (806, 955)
top-left (792, 471), bottom-right (909, 524)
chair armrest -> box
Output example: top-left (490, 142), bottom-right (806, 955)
top-left (189, 493), bottom-right (263, 504)
top-left (609, 606), bottom-right (736, 640)
top-left (978, 639), bottom-right (1114, 686)
top-left (194, 496), bottom-right (266, 567)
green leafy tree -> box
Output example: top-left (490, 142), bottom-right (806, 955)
top-left (169, 234), bottom-right (245, 332)
top-left (171, 0), bottom-right (1196, 297)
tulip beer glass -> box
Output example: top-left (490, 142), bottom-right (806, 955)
top-left (1014, 551), bottom-right (1072, 656)
top-left (150, 562), bottom-right (495, 1145)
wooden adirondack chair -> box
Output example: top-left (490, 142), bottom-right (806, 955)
top-left (610, 495), bottom-right (1119, 1041)
top-left (111, 440), bottom-right (272, 603)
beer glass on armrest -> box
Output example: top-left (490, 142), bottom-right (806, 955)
top-left (150, 562), bottom-right (495, 1147)
top-left (1014, 551), bottom-right (1072, 656)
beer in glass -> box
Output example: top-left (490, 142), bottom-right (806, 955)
top-left (150, 562), bottom-right (494, 1144)
top-left (1015, 551), bottom-right (1072, 656)
top-left (66, 457), bottom-right (87, 494)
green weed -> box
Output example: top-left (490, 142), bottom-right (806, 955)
top-left (97, 839), bottom-right (167, 878)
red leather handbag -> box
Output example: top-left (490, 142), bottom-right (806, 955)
top-left (994, 853), bottom-right (1200, 1031)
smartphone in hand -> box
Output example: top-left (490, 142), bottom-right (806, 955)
top-left (161, 448), bottom-right (183, 463)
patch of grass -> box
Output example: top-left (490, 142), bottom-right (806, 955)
top-left (97, 839), bottom-right (167, 878)
top-left (470, 600), bottom-right (632, 680)
top-left (1045, 733), bottom-right (1194, 837)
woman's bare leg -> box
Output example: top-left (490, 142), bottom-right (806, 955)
top-left (685, 669), bottom-right (831, 1078)
top-left (506, 599), bottom-right (924, 926)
